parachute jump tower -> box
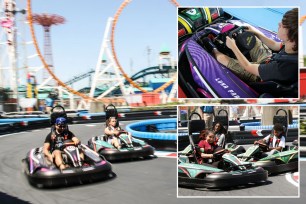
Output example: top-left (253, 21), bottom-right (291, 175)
top-left (32, 13), bottom-right (65, 87)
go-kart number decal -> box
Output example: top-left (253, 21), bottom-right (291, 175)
top-left (67, 146), bottom-right (76, 151)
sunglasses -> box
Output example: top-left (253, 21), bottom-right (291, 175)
top-left (56, 125), bottom-right (66, 128)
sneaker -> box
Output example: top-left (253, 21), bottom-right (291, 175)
top-left (201, 37), bottom-right (217, 53)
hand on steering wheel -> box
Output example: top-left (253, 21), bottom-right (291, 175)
top-left (213, 149), bottom-right (227, 160)
top-left (225, 36), bottom-right (237, 50)
top-left (255, 141), bottom-right (269, 151)
top-left (118, 130), bottom-right (128, 136)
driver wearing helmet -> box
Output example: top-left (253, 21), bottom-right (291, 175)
top-left (254, 123), bottom-right (286, 153)
top-left (43, 117), bottom-right (82, 170)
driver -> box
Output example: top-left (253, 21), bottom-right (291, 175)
top-left (254, 123), bottom-right (286, 154)
top-left (204, 8), bottom-right (298, 85)
top-left (105, 117), bottom-right (132, 149)
top-left (198, 130), bottom-right (223, 167)
top-left (43, 117), bottom-right (82, 170)
top-left (213, 122), bottom-right (227, 148)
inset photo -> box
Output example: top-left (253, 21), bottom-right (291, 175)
top-left (300, 105), bottom-right (306, 158)
top-left (178, 7), bottom-right (299, 99)
top-left (178, 105), bottom-right (299, 197)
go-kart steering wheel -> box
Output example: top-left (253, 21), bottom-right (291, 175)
top-left (59, 140), bottom-right (80, 151)
top-left (256, 141), bottom-right (269, 152)
top-left (228, 26), bottom-right (247, 39)
top-left (213, 149), bottom-right (228, 160)
top-left (117, 131), bottom-right (128, 136)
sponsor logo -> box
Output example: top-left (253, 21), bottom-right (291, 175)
top-left (215, 78), bottom-right (240, 98)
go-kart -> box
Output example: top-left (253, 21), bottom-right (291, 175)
top-left (178, 8), bottom-right (297, 98)
top-left (237, 141), bottom-right (298, 174)
top-left (178, 145), bottom-right (268, 188)
top-left (88, 131), bottom-right (155, 161)
top-left (22, 140), bottom-right (114, 188)
top-left (88, 104), bottom-right (155, 161)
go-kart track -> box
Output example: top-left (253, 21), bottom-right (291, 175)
top-left (0, 121), bottom-right (303, 204)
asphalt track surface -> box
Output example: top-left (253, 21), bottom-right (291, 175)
top-left (0, 122), bottom-right (304, 204)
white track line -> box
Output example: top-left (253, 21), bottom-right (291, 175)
top-left (285, 172), bottom-right (299, 188)
top-left (0, 132), bottom-right (27, 138)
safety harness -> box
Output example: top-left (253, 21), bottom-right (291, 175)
top-left (266, 46), bottom-right (298, 64)
top-left (266, 135), bottom-right (281, 148)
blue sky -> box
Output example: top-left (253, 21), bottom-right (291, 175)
top-left (18, 0), bottom-right (306, 89)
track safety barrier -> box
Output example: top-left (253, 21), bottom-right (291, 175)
top-left (0, 109), bottom-right (176, 136)
top-left (126, 118), bottom-right (177, 151)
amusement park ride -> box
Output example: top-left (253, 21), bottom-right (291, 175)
top-left (0, 0), bottom-right (179, 112)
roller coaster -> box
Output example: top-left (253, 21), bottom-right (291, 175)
top-left (0, 0), bottom-right (180, 110)
top-left (64, 66), bottom-right (176, 88)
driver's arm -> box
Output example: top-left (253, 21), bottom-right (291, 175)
top-left (246, 26), bottom-right (282, 51)
top-left (270, 146), bottom-right (283, 151)
top-left (254, 139), bottom-right (264, 144)
top-left (200, 153), bottom-right (214, 159)
top-left (225, 36), bottom-right (260, 76)
top-left (105, 127), bottom-right (120, 136)
top-left (43, 142), bottom-right (53, 162)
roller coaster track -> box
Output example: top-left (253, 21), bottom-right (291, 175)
top-left (26, 0), bottom-right (180, 102)
top-left (128, 65), bottom-right (176, 82)
top-left (301, 16), bottom-right (306, 25)
top-left (65, 65), bottom-right (176, 88)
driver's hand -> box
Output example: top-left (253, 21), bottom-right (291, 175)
top-left (114, 130), bottom-right (120, 136)
top-left (245, 25), bottom-right (260, 35)
top-left (210, 154), bottom-right (214, 159)
top-left (254, 141), bottom-right (258, 144)
top-left (225, 36), bottom-right (237, 50)
top-left (73, 138), bottom-right (80, 145)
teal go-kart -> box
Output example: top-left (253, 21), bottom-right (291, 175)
top-left (178, 143), bottom-right (268, 189)
top-left (88, 132), bottom-right (155, 161)
top-left (237, 141), bottom-right (298, 174)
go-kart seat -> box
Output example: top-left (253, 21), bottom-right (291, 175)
top-left (50, 105), bottom-right (68, 126)
top-left (189, 119), bottom-right (205, 135)
top-left (251, 81), bottom-right (298, 98)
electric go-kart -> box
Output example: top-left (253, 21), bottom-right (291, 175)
top-left (178, 7), bottom-right (298, 98)
top-left (233, 108), bottom-right (298, 174)
top-left (22, 141), bottom-right (114, 188)
top-left (88, 104), bottom-right (155, 161)
top-left (237, 140), bottom-right (298, 174)
top-left (22, 106), bottom-right (114, 188)
top-left (178, 113), bottom-right (268, 189)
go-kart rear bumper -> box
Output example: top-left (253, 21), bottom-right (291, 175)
top-left (255, 160), bottom-right (298, 174)
top-left (99, 145), bottom-right (155, 161)
top-left (22, 159), bottom-right (113, 188)
top-left (178, 167), bottom-right (268, 189)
